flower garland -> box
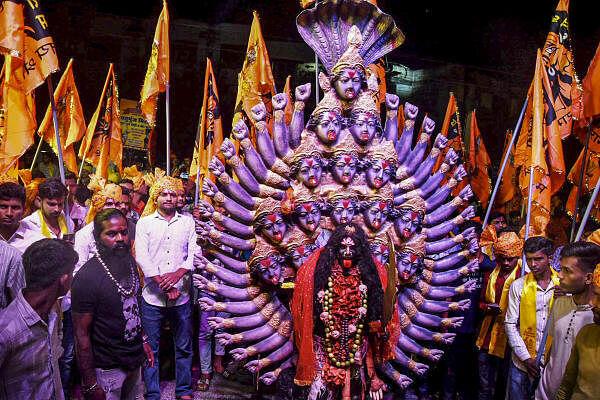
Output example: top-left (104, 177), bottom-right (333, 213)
top-left (318, 263), bottom-right (368, 385)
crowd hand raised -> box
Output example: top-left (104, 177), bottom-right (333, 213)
top-left (295, 83), bottom-right (311, 102)
top-left (385, 93), bottom-right (399, 110)
top-left (272, 93), bottom-right (288, 110)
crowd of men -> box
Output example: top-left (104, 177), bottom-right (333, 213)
top-left (1, 173), bottom-right (600, 400)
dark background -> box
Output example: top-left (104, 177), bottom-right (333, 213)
top-left (32, 0), bottom-right (599, 171)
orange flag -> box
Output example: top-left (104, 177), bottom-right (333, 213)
top-left (140, 0), bottom-right (169, 126)
top-left (368, 59), bottom-right (387, 104)
top-left (515, 50), bottom-right (560, 221)
top-left (79, 64), bottom-right (122, 179)
top-left (232, 11), bottom-right (275, 144)
top-left (496, 130), bottom-right (518, 207)
top-left (0, 0), bottom-right (59, 93)
top-left (540, 0), bottom-right (581, 139)
top-left (190, 58), bottom-right (223, 186)
top-left (0, 55), bottom-right (36, 174)
top-left (283, 75), bottom-right (293, 126)
top-left (583, 42), bottom-right (600, 119)
top-left (465, 110), bottom-right (492, 208)
top-left (38, 59), bottom-right (85, 175)
top-left (434, 92), bottom-right (464, 172)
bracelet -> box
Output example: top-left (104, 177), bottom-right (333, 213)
top-left (83, 382), bottom-right (99, 394)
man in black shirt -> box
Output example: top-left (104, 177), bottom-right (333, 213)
top-left (72, 209), bottom-right (153, 400)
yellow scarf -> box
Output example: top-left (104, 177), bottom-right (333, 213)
top-left (519, 269), bottom-right (559, 360)
top-left (476, 261), bottom-right (521, 358)
top-left (38, 209), bottom-right (68, 238)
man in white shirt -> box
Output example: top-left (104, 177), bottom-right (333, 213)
top-left (136, 175), bottom-right (198, 400)
top-left (0, 183), bottom-right (44, 253)
top-left (22, 178), bottom-right (70, 239)
top-left (535, 241), bottom-right (599, 400)
top-left (505, 236), bottom-right (559, 400)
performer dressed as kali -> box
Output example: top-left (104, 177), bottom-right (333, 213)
top-left (292, 223), bottom-right (388, 400)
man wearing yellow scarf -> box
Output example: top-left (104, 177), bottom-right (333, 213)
top-left (22, 178), bottom-right (69, 239)
top-left (505, 236), bottom-right (559, 400)
top-left (476, 228), bottom-right (523, 400)
top-left (557, 255), bottom-right (600, 400)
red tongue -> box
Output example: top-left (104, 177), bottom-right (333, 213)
top-left (343, 260), bottom-right (353, 269)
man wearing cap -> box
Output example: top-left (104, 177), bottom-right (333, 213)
top-left (476, 228), bottom-right (523, 400)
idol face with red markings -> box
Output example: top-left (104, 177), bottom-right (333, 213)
top-left (294, 202), bottom-right (322, 233)
top-left (289, 243), bottom-right (318, 269)
top-left (349, 112), bottom-right (378, 145)
top-left (370, 242), bottom-right (390, 265)
top-left (333, 68), bottom-right (363, 101)
top-left (252, 255), bottom-right (284, 288)
top-left (397, 251), bottom-right (423, 283)
top-left (366, 159), bottom-right (394, 189)
top-left (337, 236), bottom-right (357, 268)
top-left (330, 199), bottom-right (357, 226)
top-left (258, 213), bottom-right (288, 244)
top-left (332, 154), bottom-right (358, 185)
top-left (394, 208), bottom-right (423, 240)
top-left (363, 201), bottom-right (390, 231)
top-left (315, 112), bottom-right (342, 145)
top-left (298, 157), bottom-right (323, 189)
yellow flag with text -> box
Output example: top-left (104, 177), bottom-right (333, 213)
top-left (79, 64), bottom-right (121, 179)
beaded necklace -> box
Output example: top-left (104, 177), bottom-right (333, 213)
top-left (95, 253), bottom-right (138, 298)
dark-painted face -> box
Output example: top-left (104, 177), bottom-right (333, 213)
top-left (397, 251), bottom-right (421, 283)
top-left (338, 236), bottom-right (356, 262)
top-left (298, 157), bottom-right (323, 188)
top-left (315, 112), bottom-right (342, 145)
top-left (395, 209), bottom-right (423, 239)
top-left (334, 68), bottom-right (362, 101)
top-left (366, 159), bottom-right (393, 189)
top-left (363, 201), bottom-right (390, 231)
top-left (255, 255), bottom-right (284, 287)
top-left (294, 202), bottom-right (321, 233)
top-left (370, 242), bottom-right (390, 265)
top-left (259, 213), bottom-right (287, 244)
top-left (332, 154), bottom-right (358, 185)
top-left (331, 199), bottom-right (357, 226)
top-left (350, 113), bottom-right (378, 145)
top-left (290, 243), bottom-right (317, 269)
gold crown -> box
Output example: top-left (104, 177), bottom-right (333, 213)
top-left (0, 174), bottom-right (18, 185)
top-left (290, 133), bottom-right (324, 165)
top-left (332, 26), bottom-right (366, 75)
top-left (290, 182), bottom-right (319, 205)
top-left (352, 90), bottom-right (379, 116)
top-left (283, 227), bottom-right (314, 252)
top-left (253, 197), bottom-right (282, 222)
top-left (400, 234), bottom-right (426, 258)
top-left (398, 196), bottom-right (426, 215)
top-left (367, 184), bottom-right (394, 203)
top-left (332, 131), bottom-right (362, 156)
top-left (311, 89), bottom-right (343, 119)
top-left (322, 182), bottom-right (363, 201)
top-left (248, 238), bottom-right (280, 268)
top-left (368, 139), bottom-right (397, 163)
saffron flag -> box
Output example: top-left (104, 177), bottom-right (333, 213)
top-left (465, 110), bottom-right (492, 208)
top-left (140, 0), bottom-right (169, 126)
top-left (540, 0), bottom-right (581, 139)
top-left (38, 59), bottom-right (85, 175)
top-left (79, 64), bottom-right (122, 179)
top-left (190, 58), bottom-right (223, 187)
top-left (434, 92), bottom-right (464, 172)
top-left (0, 55), bottom-right (36, 174)
top-left (232, 11), bottom-right (275, 144)
top-left (496, 130), bottom-right (518, 207)
top-left (0, 0), bottom-right (23, 57)
top-left (515, 50), bottom-right (563, 221)
top-left (582, 42), bottom-right (600, 119)
top-left (368, 59), bottom-right (386, 104)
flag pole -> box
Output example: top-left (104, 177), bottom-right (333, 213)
top-left (29, 135), bottom-right (44, 171)
top-left (166, 82), bottom-right (171, 176)
top-left (575, 164), bottom-right (600, 242)
top-left (482, 97), bottom-right (529, 230)
top-left (522, 164), bottom-right (535, 277)
top-left (570, 121), bottom-right (593, 241)
top-left (314, 1), bottom-right (319, 105)
top-left (46, 76), bottom-right (73, 233)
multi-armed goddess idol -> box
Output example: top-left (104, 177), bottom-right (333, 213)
top-left (192, 0), bottom-right (479, 398)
